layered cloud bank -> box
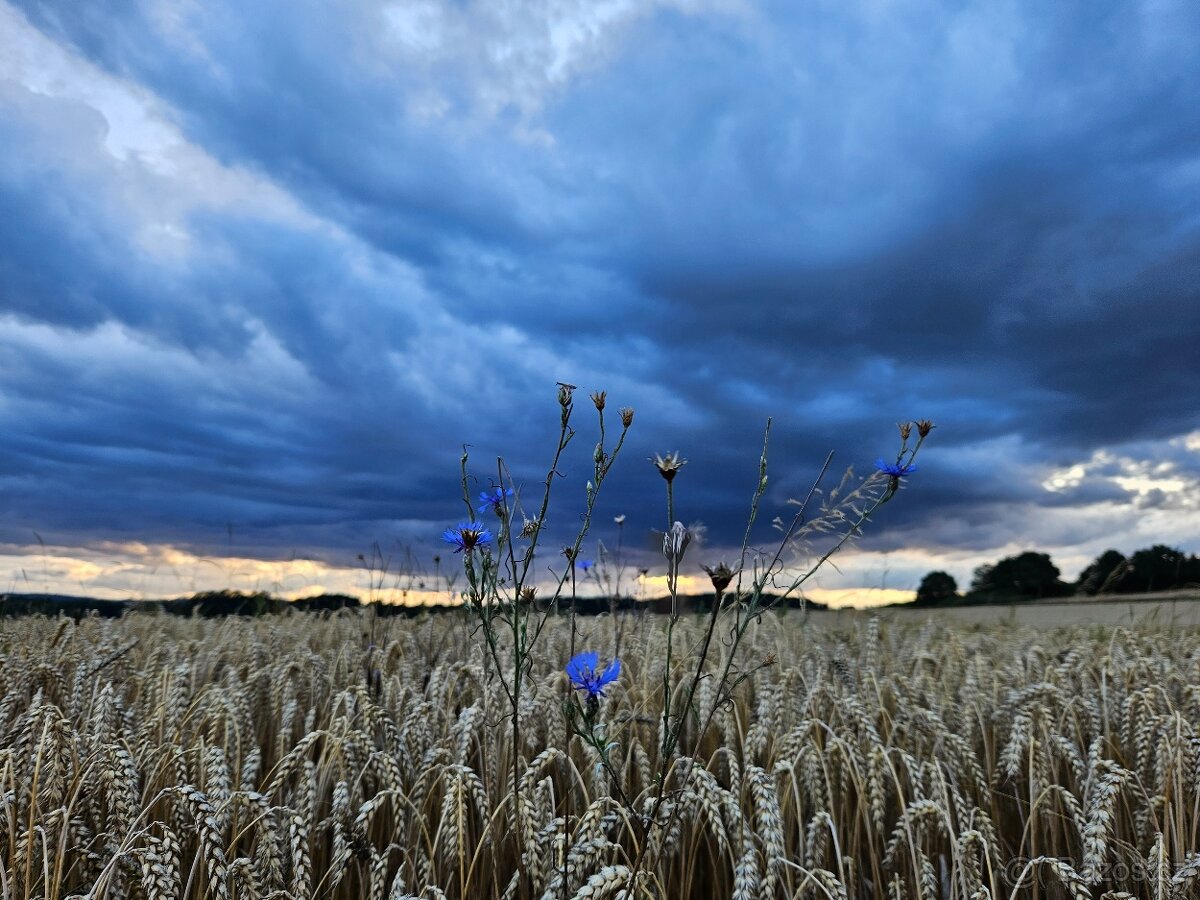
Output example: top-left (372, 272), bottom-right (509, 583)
top-left (2, 0), bottom-right (1199, 603)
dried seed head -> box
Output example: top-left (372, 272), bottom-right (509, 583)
top-left (591, 390), bottom-right (606, 411)
top-left (519, 587), bottom-right (537, 603)
top-left (916, 419), bottom-right (935, 438)
top-left (702, 562), bottom-right (738, 595)
top-left (897, 421), bottom-right (912, 441)
top-left (652, 451), bottom-right (687, 482)
top-left (520, 517), bottom-right (540, 539)
top-left (619, 407), bottom-right (634, 428)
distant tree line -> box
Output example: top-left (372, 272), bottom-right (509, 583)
top-left (0, 588), bottom-right (826, 618)
top-left (0, 590), bottom-right (367, 619)
top-left (913, 544), bottom-right (1200, 607)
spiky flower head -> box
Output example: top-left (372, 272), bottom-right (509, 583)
top-left (477, 486), bottom-right (514, 515)
top-left (651, 451), bottom-right (687, 482)
top-left (619, 407), bottom-right (634, 428)
top-left (916, 419), bottom-right (935, 438)
top-left (565, 651), bottom-right (621, 699)
top-left (876, 458), bottom-right (918, 478)
top-left (441, 521), bottom-right (493, 554)
top-left (702, 561), bottom-right (738, 595)
top-left (590, 390), bottom-right (606, 411)
top-left (897, 421), bottom-right (912, 441)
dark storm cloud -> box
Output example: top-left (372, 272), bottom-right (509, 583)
top-left (2, 0), bottom-right (1200, 578)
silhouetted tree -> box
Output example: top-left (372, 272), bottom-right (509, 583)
top-left (914, 571), bottom-right (959, 606)
top-left (172, 589), bottom-right (281, 616)
top-left (969, 563), bottom-right (994, 596)
top-left (969, 552), bottom-right (1072, 600)
top-left (1077, 550), bottom-right (1128, 595)
top-left (1113, 545), bottom-right (1200, 593)
top-left (293, 593), bottom-right (361, 612)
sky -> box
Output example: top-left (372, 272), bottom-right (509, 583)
top-left (1, 0), bottom-right (1199, 607)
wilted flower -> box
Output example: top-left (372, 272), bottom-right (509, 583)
top-left (441, 521), bottom-right (493, 554)
top-left (590, 390), bottom-right (606, 411)
top-left (876, 458), bottom-right (918, 478)
top-left (477, 486), bottom-right (514, 515)
top-left (619, 407), bottom-right (634, 428)
top-left (663, 521), bottom-right (692, 565)
top-left (651, 451), bottom-right (687, 482)
top-left (897, 421), bottom-right (912, 441)
top-left (565, 651), bottom-right (621, 698)
top-left (520, 517), bottom-right (540, 539)
top-left (915, 419), bottom-right (935, 438)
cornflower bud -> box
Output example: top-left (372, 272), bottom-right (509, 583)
top-left (663, 521), bottom-right (692, 565)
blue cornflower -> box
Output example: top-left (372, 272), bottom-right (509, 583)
top-left (441, 521), bottom-right (493, 554)
top-left (477, 486), bottom-right (514, 515)
top-left (579, 559), bottom-right (594, 572)
top-left (876, 458), bottom-right (918, 478)
top-left (565, 651), bottom-right (621, 698)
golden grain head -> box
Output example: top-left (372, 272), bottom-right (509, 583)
top-left (0, 609), bottom-right (1195, 898)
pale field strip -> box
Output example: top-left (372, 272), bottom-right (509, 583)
top-left (819, 591), bottom-right (1200, 629)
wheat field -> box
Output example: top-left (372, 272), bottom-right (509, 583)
top-left (2, 609), bottom-right (1199, 899)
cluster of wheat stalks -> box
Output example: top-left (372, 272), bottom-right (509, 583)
top-left (3, 609), bottom-right (1200, 900)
